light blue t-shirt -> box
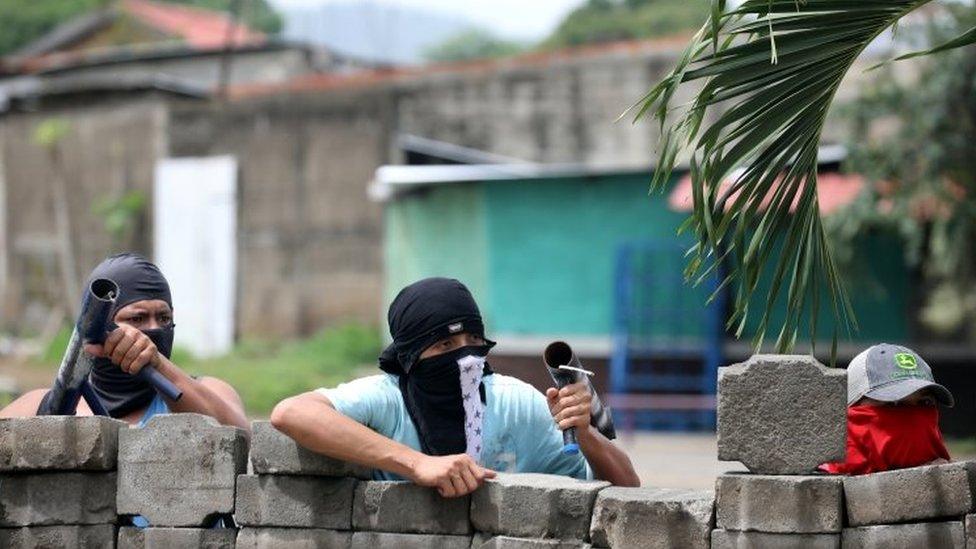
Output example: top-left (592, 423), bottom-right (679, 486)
top-left (319, 373), bottom-right (592, 480)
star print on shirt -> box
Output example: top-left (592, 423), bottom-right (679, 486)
top-left (457, 354), bottom-right (487, 463)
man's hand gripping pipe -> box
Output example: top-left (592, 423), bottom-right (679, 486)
top-left (36, 278), bottom-right (182, 416)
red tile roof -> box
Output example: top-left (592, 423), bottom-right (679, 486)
top-left (668, 172), bottom-right (867, 216)
top-left (121, 0), bottom-right (264, 49)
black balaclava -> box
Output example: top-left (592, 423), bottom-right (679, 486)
top-left (86, 253), bottom-right (174, 418)
top-left (379, 278), bottom-right (495, 456)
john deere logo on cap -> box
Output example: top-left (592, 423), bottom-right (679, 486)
top-left (895, 353), bottom-right (917, 370)
top-left (448, 323), bottom-right (463, 333)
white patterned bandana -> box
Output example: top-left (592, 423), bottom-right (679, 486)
top-left (457, 354), bottom-right (487, 462)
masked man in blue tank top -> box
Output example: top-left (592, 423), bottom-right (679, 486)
top-left (1, 253), bottom-right (248, 431)
top-left (272, 278), bottom-right (639, 497)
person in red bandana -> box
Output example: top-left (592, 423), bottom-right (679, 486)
top-left (821, 343), bottom-right (954, 475)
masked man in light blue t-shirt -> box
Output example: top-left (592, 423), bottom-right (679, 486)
top-left (272, 277), bottom-right (639, 497)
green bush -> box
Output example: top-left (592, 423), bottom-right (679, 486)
top-left (32, 323), bottom-right (381, 418)
top-left (178, 324), bottom-right (381, 417)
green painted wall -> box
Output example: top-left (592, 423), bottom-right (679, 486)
top-left (384, 171), bottom-right (911, 344)
top-left (384, 184), bottom-right (491, 324)
top-left (483, 174), bottom-right (689, 336)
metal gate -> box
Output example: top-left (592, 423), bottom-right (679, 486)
top-left (609, 239), bottom-right (725, 431)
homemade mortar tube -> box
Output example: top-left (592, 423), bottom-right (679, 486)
top-left (38, 278), bottom-right (118, 415)
top-left (37, 278), bottom-right (182, 416)
top-left (85, 279), bottom-right (183, 403)
top-left (543, 341), bottom-right (618, 454)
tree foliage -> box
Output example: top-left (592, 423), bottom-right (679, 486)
top-left (835, 5), bottom-right (976, 340)
top-left (167, 0), bottom-right (282, 35)
top-left (0, 0), bottom-right (110, 56)
top-left (0, 0), bottom-right (282, 57)
top-left (423, 28), bottom-right (525, 63)
top-left (635, 0), bottom-right (976, 354)
top-left (544, 0), bottom-right (708, 48)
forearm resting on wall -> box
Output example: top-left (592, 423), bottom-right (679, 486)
top-left (155, 357), bottom-right (249, 432)
top-left (271, 391), bottom-right (423, 479)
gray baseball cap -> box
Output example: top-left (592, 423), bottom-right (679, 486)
top-left (847, 343), bottom-right (954, 407)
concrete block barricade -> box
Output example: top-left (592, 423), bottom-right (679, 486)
top-left (717, 355), bottom-right (846, 474)
top-left (470, 473), bottom-right (610, 540)
top-left (967, 514), bottom-right (976, 547)
top-left (0, 524), bottom-right (117, 548)
top-left (235, 474), bottom-right (357, 528)
top-left (116, 413), bottom-right (248, 527)
top-left (353, 480), bottom-right (471, 534)
top-left (842, 461), bottom-right (976, 526)
top-left (0, 472), bottom-right (117, 526)
top-left (841, 521), bottom-right (965, 549)
top-left (0, 416), bottom-right (124, 471)
top-left (117, 526), bottom-right (236, 548)
top-left (709, 529), bottom-right (840, 549)
top-left (350, 531), bottom-right (472, 549)
top-left (250, 420), bottom-right (372, 478)
top-left (588, 487), bottom-right (714, 548)
top-left (236, 528), bottom-right (352, 549)
top-left (715, 474), bottom-right (843, 533)
top-left (475, 536), bottom-right (593, 548)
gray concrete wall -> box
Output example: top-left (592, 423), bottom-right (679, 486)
top-left (0, 96), bottom-right (167, 330)
top-left (168, 91), bottom-right (393, 339)
top-left (37, 48), bottom-right (317, 89)
top-left (390, 45), bottom-right (877, 166)
top-left (392, 44), bottom-right (686, 166)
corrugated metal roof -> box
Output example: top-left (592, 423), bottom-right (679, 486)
top-left (370, 146), bottom-right (850, 204)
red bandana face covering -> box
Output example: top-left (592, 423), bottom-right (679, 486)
top-left (821, 405), bottom-right (951, 475)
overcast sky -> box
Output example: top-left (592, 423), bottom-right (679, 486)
top-left (267, 0), bottom-right (584, 39)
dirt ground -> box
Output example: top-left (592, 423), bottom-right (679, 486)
top-left (0, 357), bottom-right (53, 404)
top-left (616, 432), bottom-right (735, 489)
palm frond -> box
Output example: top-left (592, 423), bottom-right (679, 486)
top-left (637, 0), bottom-right (973, 355)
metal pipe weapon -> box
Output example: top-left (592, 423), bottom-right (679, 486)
top-left (543, 341), bottom-right (617, 455)
top-left (37, 278), bottom-right (182, 416)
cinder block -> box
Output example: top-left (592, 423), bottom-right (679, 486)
top-left (710, 529), bottom-right (839, 549)
top-left (843, 461), bottom-right (976, 526)
top-left (249, 420), bottom-right (371, 478)
top-left (715, 474), bottom-right (843, 533)
top-left (350, 531), bottom-right (470, 549)
top-left (717, 356), bottom-right (846, 474)
top-left (0, 473), bottom-right (116, 526)
top-left (966, 514), bottom-right (976, 547)
top-left (353, 481), bottom-right (470, 535)
top-left (236, 528), bottom-right (352, 549)
top-left (0, 525), bottom-right (116, 548)
top-left (841, 522), bottom-right (964, 549)
top-left (589, 487), bottom-right (713, 548)
top-left (470, 473), bottom-right (610, 540)
top-left (0, 417), bottom-right (124, 472)
top-left (117, 414), bottom-right (247, 526)
top-left (117, 526), bottom-right (236, 548)
top-left (235, 474), bottom-right (356, 528)
top-left (475, 536), bottom-right (592, 548)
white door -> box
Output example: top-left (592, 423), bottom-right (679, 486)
top-left (153, 156), bottom-right (237, 358)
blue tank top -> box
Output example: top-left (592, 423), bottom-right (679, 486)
top-left (135, 393), bottom-right (170, 428)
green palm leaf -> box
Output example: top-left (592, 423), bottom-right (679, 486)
top-left (638, 0), bottom-right (975, 355)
